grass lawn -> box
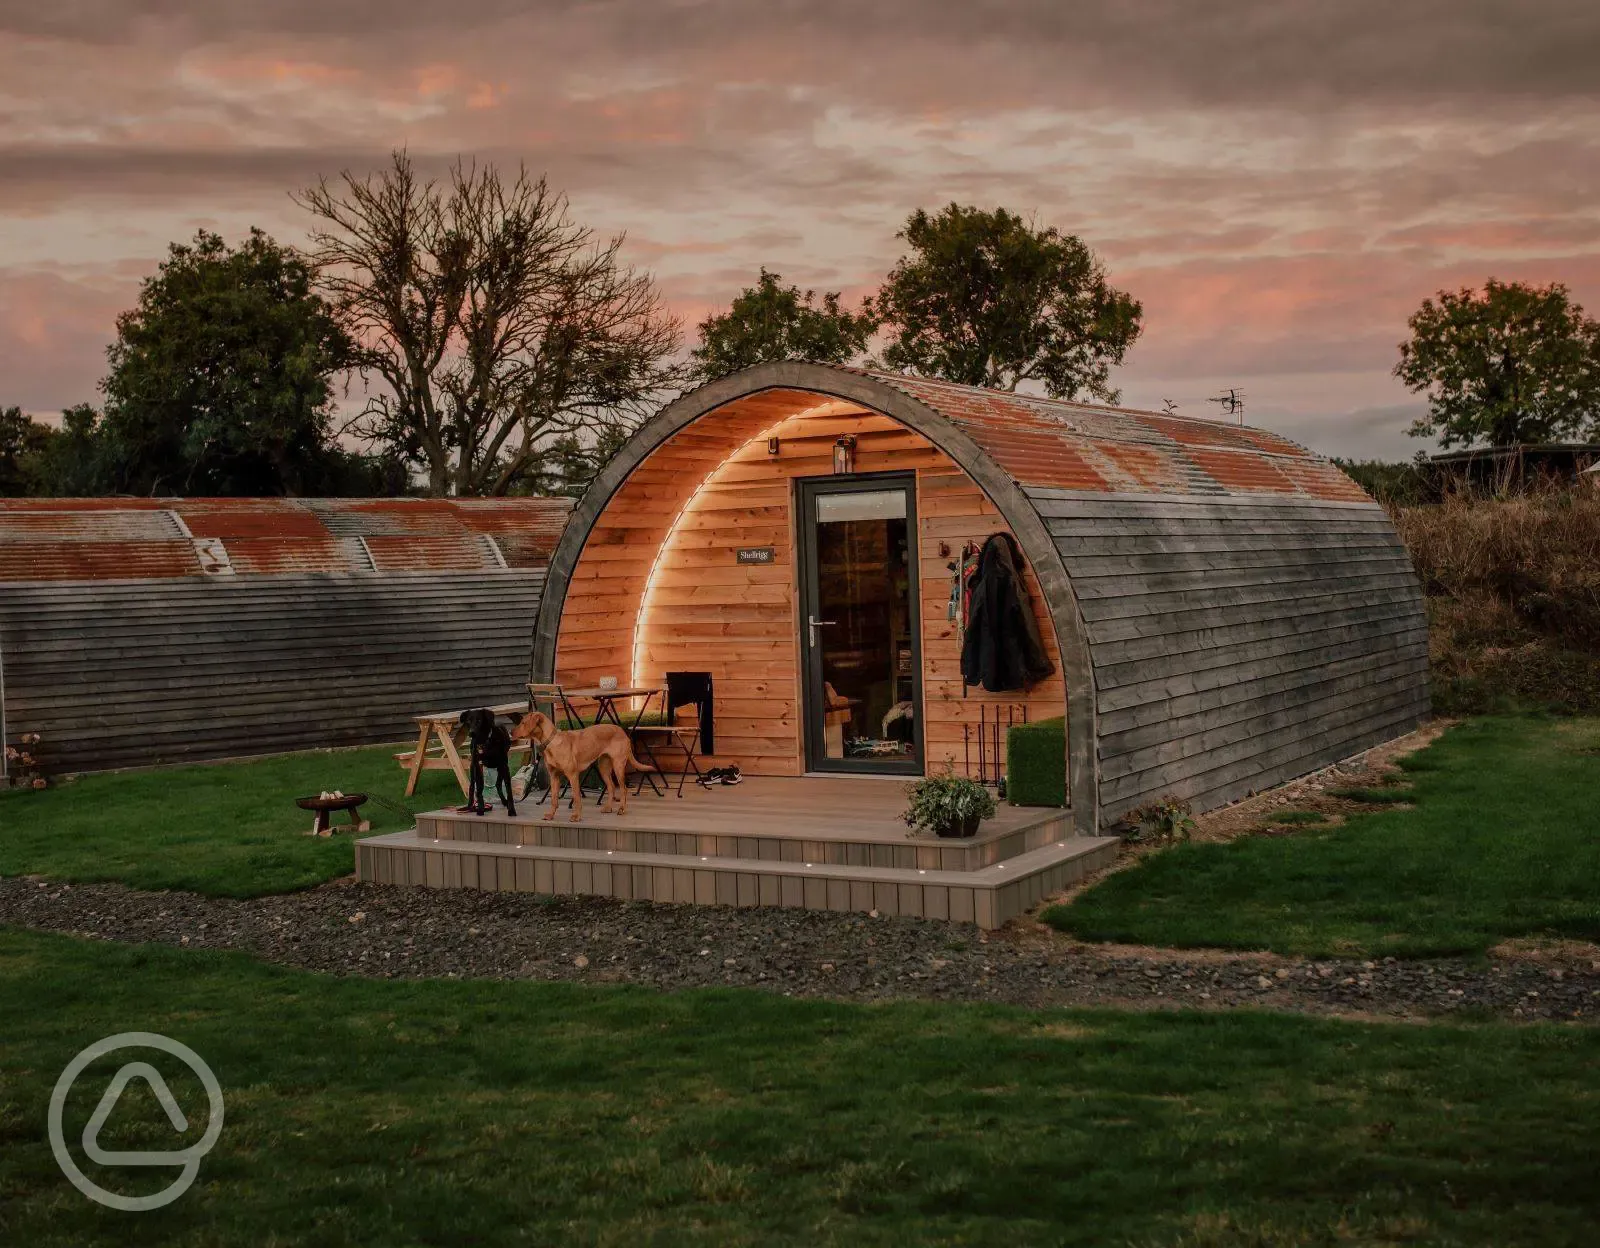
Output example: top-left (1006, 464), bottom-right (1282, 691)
top-left (0, 745), bottom-right (464, 897)
top-left (1, 929), bottom-right (1596, 1246)
top-left (1045, 716), bottom-right (1600, 958)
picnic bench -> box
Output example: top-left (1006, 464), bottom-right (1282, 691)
top-left (396, 701), bottom-right (531, 798)
top-left (396, 686), bottom-right (672, 804)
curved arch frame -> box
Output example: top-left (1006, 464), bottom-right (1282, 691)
top-left (531, 361), bottom-right (1101, 825)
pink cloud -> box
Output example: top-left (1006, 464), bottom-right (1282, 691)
top-left (0, 266), bottom-right (137, 409)
top-left (2, 1), bottom-right (1598, 464)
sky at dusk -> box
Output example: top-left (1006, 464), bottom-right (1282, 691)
top-left (2, 1), bottom-right (1598, 461)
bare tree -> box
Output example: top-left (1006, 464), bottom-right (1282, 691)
top-left (297, 151), bottom-right (683, 496)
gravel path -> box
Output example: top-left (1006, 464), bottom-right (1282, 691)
top-left (4, 876), bottom-right (1597, 1023)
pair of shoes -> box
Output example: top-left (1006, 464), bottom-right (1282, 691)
top-left (697, 765), bottom-right (743, 787)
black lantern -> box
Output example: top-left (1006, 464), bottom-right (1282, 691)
top-left (832, 435), bottom-right (857, 474)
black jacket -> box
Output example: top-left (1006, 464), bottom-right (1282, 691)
top-left (960, 533), bottom-right (1055, 693)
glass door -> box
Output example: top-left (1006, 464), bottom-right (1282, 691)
top-left (798, 474), bottom-right (922, 774)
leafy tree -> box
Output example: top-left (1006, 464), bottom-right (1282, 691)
top-left (691, 268), bottom-right (876, 380)
top-left (98, 229), bottom-right (355, 495)
top-left (1333, 456), bottom-right (1434, 507)
top-left (501, 423), bottom-right (632, 498)
top-left (1396, 279), bottom-right (1600, 448)
top-left (869, 204), bottom-right (1142, 402)
top-left (0, 405), bottom-right (53, 495)
top-left (298, 151), bottom-right (682, 497)
top-left (22, 404), bottom-right (110, 496)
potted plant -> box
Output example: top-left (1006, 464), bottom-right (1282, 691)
top-left (903, 771), bottom-right (998, 838)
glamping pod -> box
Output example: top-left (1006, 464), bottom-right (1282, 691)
top-left (0, 365), bottom-right (1427, 926)
top-left (531, 362), bottom-right (1430, 831)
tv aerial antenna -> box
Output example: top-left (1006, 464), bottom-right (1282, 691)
top-left (1160, 398), bottom-right (1179, 415)
top-left (1208, 388), bottom-right (1246, 424)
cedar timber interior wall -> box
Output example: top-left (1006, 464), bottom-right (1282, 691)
top-left (552, 390), bottom-right (1065, 778)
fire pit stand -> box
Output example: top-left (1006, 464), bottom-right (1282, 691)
top-left (295, 793), bottom-right (371, 837)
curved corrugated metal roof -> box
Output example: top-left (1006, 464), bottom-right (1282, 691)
top-left (0, 496), bottom-right (573, 581)
top-left (839, 367), bottom-right (1370, 502)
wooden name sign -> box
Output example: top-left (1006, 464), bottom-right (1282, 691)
top-left (736, 547), bottom-right (775, 565)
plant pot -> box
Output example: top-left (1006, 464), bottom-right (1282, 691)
top-left (936, 814), bottom-right (981, 839)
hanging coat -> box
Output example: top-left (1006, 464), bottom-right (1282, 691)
top-left (960, 533), bottom-right (1055, 693)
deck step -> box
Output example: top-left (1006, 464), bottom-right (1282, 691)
top-left (356, 829), bottom-right (1119, 930)
top-left (413, 807), bottom-right (1069, 872)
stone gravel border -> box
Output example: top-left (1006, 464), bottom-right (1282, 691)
top-left (3, 876), bottom-right (1596, 1023)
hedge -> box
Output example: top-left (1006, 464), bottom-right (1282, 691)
top-left (1006, 716), bottom-right (1065, 807)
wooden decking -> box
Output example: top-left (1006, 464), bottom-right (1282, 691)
top-left (356, 776), bottom-right (1117, 928)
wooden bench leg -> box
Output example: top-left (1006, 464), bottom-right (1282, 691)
top-left (403, 722), bottom-right (430, 797)
top-left (439, 728), bottom-right (471, 799)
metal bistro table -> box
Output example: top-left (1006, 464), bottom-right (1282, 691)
top-left (551, 684), bottom-right (668, 797)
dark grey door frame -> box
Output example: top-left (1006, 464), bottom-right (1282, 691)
top-left (795, 471), bottom-right (924, 776)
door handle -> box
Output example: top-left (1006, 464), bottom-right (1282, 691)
top-left (807, 615), bottom-right (836, 647)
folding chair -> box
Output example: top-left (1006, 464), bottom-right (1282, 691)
top-left (629, 672), bottom-right (712, 798)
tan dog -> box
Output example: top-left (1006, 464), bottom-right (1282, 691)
top-left (510, 711), bottom-right (655, 821)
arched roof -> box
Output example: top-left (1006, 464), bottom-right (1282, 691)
top-left (0, 497), bottom-right (572, 580)
top-left (533, 362), bottom-right (1426, 829)
top-left (835, 367), bottom-right (1369, 501)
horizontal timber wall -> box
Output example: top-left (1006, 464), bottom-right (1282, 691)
top-left (0, 571), bottom-right (546, 773)
top-left (1026, 488), bottom-right (1430, 823)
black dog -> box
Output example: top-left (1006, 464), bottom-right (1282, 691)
top-left (457, 708), bottom-right (516, 817)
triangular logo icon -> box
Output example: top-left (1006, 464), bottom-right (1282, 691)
top-left (81, 1062), bottom-right (192, 1166)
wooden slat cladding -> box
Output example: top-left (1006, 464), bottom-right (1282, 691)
top-left (554, 395), bottom-right (1068, 777)
top-left (916, 468), bottom-right (1064, 777)
top-left (0, 571), bottom-right (546, 773)
top-left (1026, 488), bottom-right (1430, 823)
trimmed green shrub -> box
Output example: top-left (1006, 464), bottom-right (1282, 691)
top-left (1006, 715), bottom-right (1065, 806)
top-left (548, 710), bottom-right (669, 729)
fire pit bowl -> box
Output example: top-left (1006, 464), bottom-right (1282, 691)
top-left (295, 792), bottom-right (370, 837)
